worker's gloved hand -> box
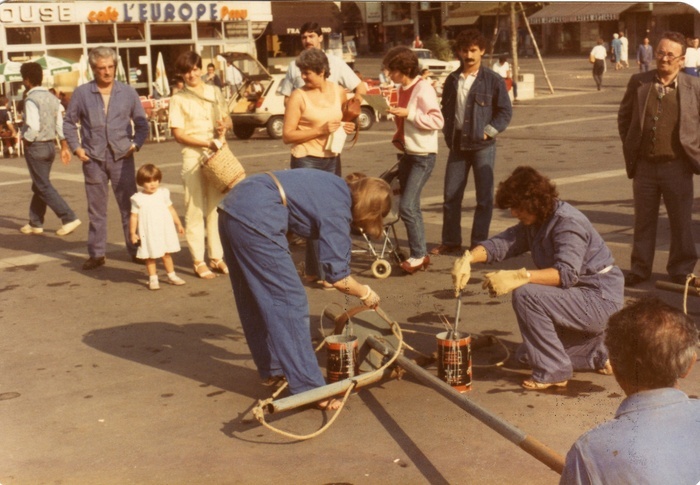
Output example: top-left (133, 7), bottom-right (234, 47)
top-left (359, 285), bottom-right (380, 309)
top-left (451, 249), bottom-right (473, 297)
top-left (482, 268), bottom-right (530, 297)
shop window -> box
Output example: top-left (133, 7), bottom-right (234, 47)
top-left (117, 23), bottom-right (145, 42)
top-left (86, 24), bottom-right (115, 43)
top-left (6, 27), bottom-right (42, 45)
top-left (198, 22), bottom-right (223, 40)
top-left (150, 24), bottom-right (192, 41)
top-left (45, 25), bottom-right (81, 45)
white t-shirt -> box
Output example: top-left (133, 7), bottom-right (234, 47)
top-left (492, 61), bottom-right (510, 78)
top-left (684, 47), bottom-right (700, 68)
top-left (591, 45), bottom-right (607, 60)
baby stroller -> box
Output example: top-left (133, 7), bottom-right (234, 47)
top-left (351, 162), bottom-right (406, 278)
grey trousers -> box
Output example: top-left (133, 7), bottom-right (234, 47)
top-left (512, 282), bottom-right (622, 383)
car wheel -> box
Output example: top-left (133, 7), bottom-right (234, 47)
top-left (358, 107), bottom-right (374, 131)
top-left (233, 124), bottom-right (256, 140)
top-left (266, 116), bottom-right (284, 139)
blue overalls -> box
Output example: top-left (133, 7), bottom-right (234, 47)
top-left (218, 169), bottom-right (352, 394)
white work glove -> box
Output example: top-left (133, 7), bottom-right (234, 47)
top-left (482, 268), bottom-right (530, 297)
top-left (451, 250), bottom-right (473, 297)
top-left (359, 284), bottom-right (380, 309)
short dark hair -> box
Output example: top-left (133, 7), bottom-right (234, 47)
top-left (606, 297), bottom-right (698, 390)
top-left (296, 49), bottom-right (330, 79)
top-left (136, 164), bottom-right (163, 186)
top-left (660, 31), bottom-right (687, 55)
top-left (299, 22), bottom-right (322, 37)
top-left (498, 55), bottom-right (508, 64)
top-left (495, 166), bottom-right (558, 225)
top-left (453, 29), bottom-right (487, 53)
top-left (174, 51), bottom-right (202, 75)
top-left (383, 46), bottom-right (420, 78)
top-left (20, 62), bottom-right (43, 86)
top-left (206, 63), bottom-right (215, 69)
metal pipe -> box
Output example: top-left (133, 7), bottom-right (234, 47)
top-left (366, 335), bottom-right (565, 474)
top-left (655, 280), bottom-right (700, 296)
top-left (265, 370), bottom-right (386, 414)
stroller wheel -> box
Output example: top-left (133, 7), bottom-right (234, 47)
top-left (371, 259), bottom-right (392, 279)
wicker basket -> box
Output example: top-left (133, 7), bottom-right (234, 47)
top-left (200, 143), bottom-right (246, 193)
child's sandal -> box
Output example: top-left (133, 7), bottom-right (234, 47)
top-left (194, 261), bottom-right (215, 279)
top-left (168, 275), bottom-right (186, 286)
top-left (209, 259), bottom-right (229, 274)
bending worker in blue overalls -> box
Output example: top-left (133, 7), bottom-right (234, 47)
top-left (218, 169), bottom-right (391, 410)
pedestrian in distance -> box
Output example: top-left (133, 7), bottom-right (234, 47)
top-left (169, 50), bottom-right (232, 280)
top-left (62, 46), bottom-right (149, 271)
top-left (0, 95), bottom-right (17, 157)
top-left (683, 35), bottom-right (699, 77)
top-left (618, 31), bottom-right (700, 287)
top-left (619, 31), bottom-right (629, 68)
top-left (560, 297), bottom-right (700, 485)
top-left (201, 63), bottom-right (223, 88)
top-left (19, 62), bottom-right (81, 237)
top-left (383, 46), bottom-right (444, 274)
top-left (590, 38), bottom-right (607, 90)
top-left (129, 164), bottom-right (186, 291)
top-left (217, 169), bottom-right (389, 410)
top-left (430, 29), bottom-right (512, 256)
top-left (451, 166), bottom-right (623, 390)
top-left (412, 35), bottom-right (423, 49)
top-left (611, 33), bottom-right (622, 70)
top-left (636, 37), bottom-right (654, 72)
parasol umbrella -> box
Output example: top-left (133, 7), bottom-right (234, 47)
top-left (153, 52), bottom-right (170, 97)
top-left (77, 54), bottom-right (94, 86)
top-left (0, 61), bottom-right (24, 83)
top-left (116, 56), bottom-right (127, 83)
top-left (33, 54), bottom-right (78, 76)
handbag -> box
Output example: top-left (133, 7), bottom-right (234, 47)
top-left (589, 53), bottom-right (596, 64)
top-left (200, 142), bottom-right (246, 193)
top-left (341, 96), bottom-right (362, 149)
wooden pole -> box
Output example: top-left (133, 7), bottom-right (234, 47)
top-left (518, 2), bottom-right (554, 94)
top-left (510, 3), bottom-right (519, 93)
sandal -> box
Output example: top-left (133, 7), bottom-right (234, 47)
top-left (521, 379), bottom-right (568, 390)
top-left (261, 375), bottom-right (286, 387)
top-left (167, 275), bottom-right (186, 286)
top-left (209, 259), bottom-right (229, 274)
top-left (597, 359), bottom-right (613, 375)
top-left (194, 261), bottom-right (216, 279)
top-left (315, 398), bottom-right (341, 411)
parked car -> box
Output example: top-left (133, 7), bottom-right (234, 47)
top-left (410, 48), bottom-right (460, 77)
top-left (227, 52), bottom-right (375, 140)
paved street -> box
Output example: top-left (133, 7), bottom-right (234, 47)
top-left (2, 57), bottom-right (699, 484)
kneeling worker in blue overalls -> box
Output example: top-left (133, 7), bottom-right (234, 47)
top-left (218, 169), bottom-right (391, 410)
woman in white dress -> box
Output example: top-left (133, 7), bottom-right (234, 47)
top-left (130, 164), bottom-right (186, 290)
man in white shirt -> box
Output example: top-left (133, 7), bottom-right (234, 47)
top-left (19, 62), bottom-right (81, 237)
top-left (683, 36), bottom-right (699, 77)
top-left (225, 57), bottom-right (244, 97)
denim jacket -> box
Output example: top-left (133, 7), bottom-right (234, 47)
top-left (63, 80), bottom-right (148, 161)
top-left (441, 65), bottom-right (512, 151)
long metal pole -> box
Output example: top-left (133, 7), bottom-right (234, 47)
top-left (366, 335), bottom-right (565, 474)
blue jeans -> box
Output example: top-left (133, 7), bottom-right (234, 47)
top-left (24, 141), bottom-right (77, 228)
top-left (290, 154), bottom-right (339, 281)
top-left (441, 144), bottom-right (496, 248)
top-left (398, 153), bottom-right (435, 258)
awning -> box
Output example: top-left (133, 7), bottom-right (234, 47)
top-left (270, 2), bottom-right (342, 36)
top-left (651, 2), bottom-right (699, 15)
top-left (528, 2), bottom-right (635, 25)
top-left (443, 2), bottom-right (507, 26)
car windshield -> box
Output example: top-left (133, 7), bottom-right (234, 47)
top-left (414, 50), bottom-right (432, 59)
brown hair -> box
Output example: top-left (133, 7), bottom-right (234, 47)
top-left (296, 49), bottom-right (330, 79)
top-left (347, 176), bottom-right (391, 239)
top-left (136, 164), bottom-right (162, 186)
top-left (383, 46), bottom-right (420, 78)
top-left (495, 166), bottom-right (558, 225)
top-left (174, 51), bottom-right (202, 75)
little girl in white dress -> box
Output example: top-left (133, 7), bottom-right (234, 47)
top-left (129, 164), bottom-right (186, 290)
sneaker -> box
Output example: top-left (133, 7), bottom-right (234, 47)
top-left (56, 219), bottom-right (81, 236)
top-left (148, 278), bottom-right (160, 291)
top-left (82, 256), bottom-right (106, 270)
top-left (20, 224), bottom-right (43, 235)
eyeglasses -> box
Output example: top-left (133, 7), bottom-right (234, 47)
top-left (655, 50), bottom-right (682, 61)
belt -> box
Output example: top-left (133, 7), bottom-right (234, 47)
top-left (265, 171), bottom-right (287, 207)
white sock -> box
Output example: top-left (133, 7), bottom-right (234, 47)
top-left (149, 275), bottom-right (158, 283)
top-left (167, 272), bottom-right (177, 280)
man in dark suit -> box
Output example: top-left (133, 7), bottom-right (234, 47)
top-left (618, 31), bottom-right (700, 287)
